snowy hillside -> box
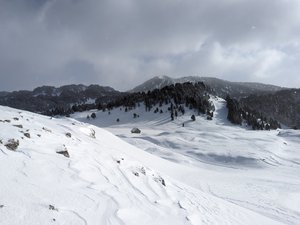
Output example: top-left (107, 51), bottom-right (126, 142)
top-left (0, 105), bottom-right (290, 225)
top-left (0, 103), bottom-right (295, 225)
top-left (73, 97), bottom-right (300, 225)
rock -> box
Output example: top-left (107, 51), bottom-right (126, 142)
top-left (56, 150), bottom-right (70, 158)
top-left (13, 117), bottom-right (19, 121)
top-left (0, 205), bottom-right (4, 208)
top-left (89, 129), bottom-right (96, 138)
top-left (42, 127), bottom-right (52, 132)
top-left (133, 172), bottom-right (139, 177)
top-left (24, 133), bottom-right (30, 138)
top-left (13, 124), bottom-right (23, 128)
top-left (207, 115), bottom-right (213, 120)
top-left (65, 132), bottom-right (71, 138)
top-left (140, 167), bottom-right (146, 175)
top-left (49, 205), bottom-right (58, 211)
top-left (154, 176), bottom-right (166, 186)
top-left (4, 119), bottom-right (11, 123)
top-left (91, 112), bottom-right (96, 119)
top-left (191, 115), bottom-right (196, 121)
top-left (5, 139), bottom-right (19, 151)
top-left (131, 128), bottom-right (141, 134)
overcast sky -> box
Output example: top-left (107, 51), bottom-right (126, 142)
top-left (1, 0), bottom-right (300, 91)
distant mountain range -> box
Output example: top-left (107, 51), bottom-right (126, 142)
top-left (0, 84), bottom-right (121, 114)
top-left (130, 75), bottom-right (285, 98)
top-left (130, 76), bottom-right (300, 128)
top-left (0, 76), bottom-right (298, 128)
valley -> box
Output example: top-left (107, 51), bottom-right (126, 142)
top-left (72, 97), bottom-right (300, 224)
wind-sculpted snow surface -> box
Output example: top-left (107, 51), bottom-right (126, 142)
top-left (0, 105), bottom-right (287, 225)
top-left (73, 97), bottom-right (300, 225)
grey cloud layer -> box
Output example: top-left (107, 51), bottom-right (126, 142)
top-left (1, 0), bottom-right (300, 91)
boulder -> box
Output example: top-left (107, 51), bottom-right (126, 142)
top-left (131, 128), bottom-right (141, 134)
top-left (5, 139), bottom-right (19, 151)
top-left (56, 150), bottom-right (70, 158)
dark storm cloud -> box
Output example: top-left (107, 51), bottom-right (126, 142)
top-left (1, 0), bottom-right (300, 91)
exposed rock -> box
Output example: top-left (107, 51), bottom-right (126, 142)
top-left (154, 176), bottom-right (166, 186)
top-left (139, 167), bottom-right (146, 175)
top-left (89, 129), bottom-right (96, 138)
top-left (13, 124), bottom-right (23, 128)
top-left (24, 133), bottom-right (31, 138)
top-left (65, 132), bottom-right (71, 138)
top-left (56, 150), bottom-right (70, 158)
top-left (42, 127), bottom-right (52, 132)
top-left (91, 112), bottom-right (96, 119)
top-left (207, 115), bottom-right (213, 120)
top-left (13, 117), bottom-right (19, 121)
top-left (5, 139), bottom-right (19, 151)
top-left (133, 172), bottom-right (139, 177)
top-left (131, 128), bottom-right (141, 134)
top-left (4, 119), bottom-right (10, 123)
top-left (49, 205), bottom-right (58, 211)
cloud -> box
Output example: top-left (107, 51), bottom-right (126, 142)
top-left (0, 0), bottom-right (300, 91)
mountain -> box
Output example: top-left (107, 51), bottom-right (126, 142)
top-left (0, 84), bottom-right (122, 114)
top-left (130, 76), bottom-right (174, 93)
top-left (2, 99), bottom-right (300, 224)
top-left (240, 88), bottom-right (300, 128)
top-left (130, 75), bottom-right (284, 98)
top-left (0, 77), bottom-right (294, 128)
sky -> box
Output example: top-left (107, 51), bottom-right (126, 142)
top-left (1, 0), bottom-right (300, 91)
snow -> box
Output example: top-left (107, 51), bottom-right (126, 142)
top-left (73, 97), bottom-right (300, 225)
top-left (0, 96), bottom-right (299, 224)
top-left (84, 98), bottom-right (96, 104)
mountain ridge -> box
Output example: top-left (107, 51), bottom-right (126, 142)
top-left (130, 75), bottom-right (285, 98)
top-left (0, 84), bottom-right (122, 114)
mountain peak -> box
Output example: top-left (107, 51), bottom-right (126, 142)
top-left (131, 75), bottom-right (284, 98)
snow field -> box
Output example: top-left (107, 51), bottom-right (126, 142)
top-left (73, 97), bottom-right (300, 224)
top-left (1, 104), bottom-right (288, 224)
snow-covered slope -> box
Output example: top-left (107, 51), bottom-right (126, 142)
top-left (73, 97), bottom-right (300, 225)
top-left (0, 105), bottom-right (288, 225)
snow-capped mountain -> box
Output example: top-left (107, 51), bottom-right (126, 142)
top-left (1, 98), bottom-right (299, 224)
top-left (130, 75), bottom-right (284, 98)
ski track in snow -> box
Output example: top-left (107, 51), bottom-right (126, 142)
top-left (0, 96), bottom-right (299, 224)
